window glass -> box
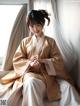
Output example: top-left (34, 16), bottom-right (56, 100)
top-left (0, 5), bottom-right (22, 69)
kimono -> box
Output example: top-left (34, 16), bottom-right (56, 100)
top-left (0, 34), bottom-right (80, 106)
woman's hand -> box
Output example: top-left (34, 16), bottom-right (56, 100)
top-left (29, 55), bottom-right (41, 71)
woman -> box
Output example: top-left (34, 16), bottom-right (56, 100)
top-left (0, 10), bottom-right (80, 106)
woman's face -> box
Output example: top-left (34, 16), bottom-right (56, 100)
top-left (29, 24), bottom-right (43, 36)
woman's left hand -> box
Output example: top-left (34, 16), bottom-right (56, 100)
top-left (30, 59), bottom-right (41, 70)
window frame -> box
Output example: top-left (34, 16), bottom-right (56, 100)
top-left (0, 0), bottom-right (29, 5)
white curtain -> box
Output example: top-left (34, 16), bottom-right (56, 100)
top-left (51, 0), bottom-right (80, 87)
top-left (2, 5), bottom-right (28, 71)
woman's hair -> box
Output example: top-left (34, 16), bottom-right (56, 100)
top-left (27, 10), bottom-right (50, 27)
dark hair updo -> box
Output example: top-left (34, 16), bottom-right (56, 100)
top-left (27, 10), bottom-right (50, 27)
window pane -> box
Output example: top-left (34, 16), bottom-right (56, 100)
top-left (0, 5), bottom-right (22, 69)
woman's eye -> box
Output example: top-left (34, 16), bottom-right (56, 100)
top-left (36, 24), bottom-right (41, 27)
top-left (31, 25), bottom-right (33, 27)
top-left (37, 24), bottom-right (40, 26)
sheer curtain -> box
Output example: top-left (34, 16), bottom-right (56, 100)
top-left (2, 5), bottom-right (28, 71)
top-left (51, 0), bottom-right (80, 88)
top-left (51, 0), bottom-right (77, 68)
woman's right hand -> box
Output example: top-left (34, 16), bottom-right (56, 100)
top-left (29, 55), bottom-right (41, 71)
top-left (30, 55), bottom-right (39, 61)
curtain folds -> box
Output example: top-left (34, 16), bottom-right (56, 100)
top-left (50, 0), bottom-right (77, 69)
top-left (50, 0), bottom-right (79, 86)
top-left (2, 5), bottom-right (28, 71)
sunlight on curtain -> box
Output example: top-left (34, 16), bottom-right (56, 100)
top-left (33, 0), bottom-right (55, 38)
top-left (57, 0), bottom-right (80, 46)
top-left (51, 0), bottom-right (80, 87)
top-left (0, 5), bottom-right (22, 68)
top-left (57, 0), bottom-right (80, 86)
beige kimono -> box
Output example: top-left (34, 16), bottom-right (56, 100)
top-left (0, 35), bottom-right (72, 104)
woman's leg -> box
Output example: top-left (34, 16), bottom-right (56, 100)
top-left (22, 75), bottom-right (46, 106)
top-left (58, 80), bottom-right (80, 106)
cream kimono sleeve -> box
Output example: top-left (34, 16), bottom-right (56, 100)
top-left (44, 38), bottom-right (71, 81)
top-left (13, 38), bottom-right (30, 76)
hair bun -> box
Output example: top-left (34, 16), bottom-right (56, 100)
top-left (27, 9), bottom-right (50, 27)
top-left (38, 10), bottom-right (50, 25)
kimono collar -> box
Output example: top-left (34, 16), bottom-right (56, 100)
top-left (31, 34), bottom-right (45, 55)
top-left (33, 34), bottom-right (45, 41)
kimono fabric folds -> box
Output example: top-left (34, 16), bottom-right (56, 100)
top-left (0, 35), bottom-right (72, 102)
